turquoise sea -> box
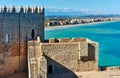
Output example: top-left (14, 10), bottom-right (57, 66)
top-left (45, 21), bottom-right (120, 67)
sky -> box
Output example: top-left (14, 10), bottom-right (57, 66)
top-left (0, 0), bottom-right (120, 15)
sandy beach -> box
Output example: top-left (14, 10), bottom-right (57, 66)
top-left (45, 20), bottom-right (120, 30)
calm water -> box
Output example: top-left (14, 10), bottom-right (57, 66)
top-left (45, 21), bottom-right (120, 67)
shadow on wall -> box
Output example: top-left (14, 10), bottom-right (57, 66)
top-left (88, 43), bottom-right (95, 61)
top-left (45, 56), bottom-right (79, 78)
top-left (81, 43), bottom-right (95, 62)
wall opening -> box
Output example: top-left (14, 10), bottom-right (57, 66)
top-left (5, 34), bottom-right (10, 43)
top-left (31, 29), bottom-right (35, 39)
top-left (48, 65), bottom-right (53, 74)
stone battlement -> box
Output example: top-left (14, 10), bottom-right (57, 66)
top-left (48, 38), bottom-right (96, 43)
top-left (0, 6), bottom-right (44, 13)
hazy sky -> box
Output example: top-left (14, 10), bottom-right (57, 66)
top-left (0, 0), bottom-right (120, 14)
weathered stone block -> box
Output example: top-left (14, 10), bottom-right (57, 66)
top-left (71, 38), bottom-right (86, 42)
top-left (49, 38), bottom-right (55, 43)
top-left (80, 42), bottom-right (88, 57)
top-left (58, 38), bottom-right (70, 43)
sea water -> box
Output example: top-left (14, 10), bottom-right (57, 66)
top-left (45, 21), bottom-right (120, 67)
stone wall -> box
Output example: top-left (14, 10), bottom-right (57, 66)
top-left (0, 6), bottom-right (44, 76)
top-left (40, 41), bottom-right (98, 73)
top-left (41, 43), bottom-right (79, 73)
top-left (27, 38), bottom-right (98, 78)
top-left (28, 38), bottom-right (47, 78)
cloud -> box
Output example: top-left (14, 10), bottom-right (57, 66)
top-left (46, 7), bottom-right (90, 13)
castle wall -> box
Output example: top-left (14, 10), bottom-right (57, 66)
top-left (0, 13), bottom-right (20, 75)
top-left (27, 38), bottom-right (98, 78)
top-left (0, 6), bottom-right (44, 75)
top-left (41, 43), bottom-right (79, 73)
top-left (40, 42), bottom-right (98, 72)
top-left (19, 13), bottom-right (44, 72)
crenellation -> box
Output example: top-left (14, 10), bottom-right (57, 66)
top-left (38, 7), bottom-right (42, 13)
top-left (20, 6), bottom-right (24, 13)
top-left (28, 6), bottom-right (32, 13)
top-left (71, 38), bottom-right (87, 42)
top-left (34, 7), bottom-right (38, 13)
top-left (3, 6), bottom-right (7, 13)
top-left (49, 38), bottom-right (56, 43)
top-left (0, 6), bottom-right (44, 14)
top-left (58, 38), bottom-right (70, 43)
top-left (42, 7), bottom-right (44, 14)
top-left (48, 38), bottom-right (96, 43)
top-left (12, 6), bottom-right (16, 13)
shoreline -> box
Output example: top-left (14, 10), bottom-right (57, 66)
top-left (45, 20), bottom-right (120, 30)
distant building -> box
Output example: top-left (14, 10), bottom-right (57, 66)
top-left (47, 21), bottom-right (60, 26)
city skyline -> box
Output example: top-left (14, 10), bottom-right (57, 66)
top-left (0, 0), bottom-right (120, 15)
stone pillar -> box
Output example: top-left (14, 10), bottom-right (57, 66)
top-left (12, 6), bottom-right (16, 13)
top-left (3, 6), bottom-right (7, 13)
top-left (28, 6), bottom-right (32, 13)
top-left (20, 6), bottom-right (24, 13)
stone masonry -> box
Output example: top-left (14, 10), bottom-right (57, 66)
top-left (28, 37), bottom-right (98, 78)
top-left (0, 6), bottom-right (44, 76)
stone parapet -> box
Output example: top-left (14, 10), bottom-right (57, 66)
top-left (0, 6), bottom-right (44, 14)
top-left (48, 38), bottom-right (97, 43)
top-left (49, 38), bottom-right (56, 43)
top-left (58, 38), bottom-right (70, 43)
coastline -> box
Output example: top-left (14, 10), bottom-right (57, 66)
top-left (45, 20), bottom-right (120, 30)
